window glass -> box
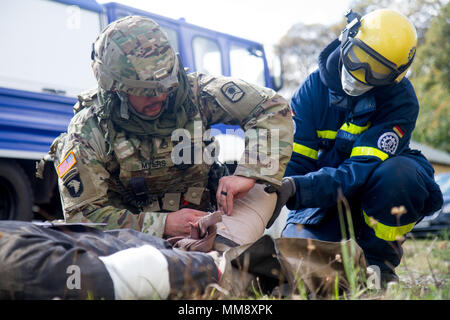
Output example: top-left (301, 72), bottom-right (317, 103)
top-left (161, 26), bottom-right (179, 53)
top-left (230, 45), bottom-right (265, 87)
top-left (0, 0), bottom-right (101, 97)
top-left (192, 37), bottom-right (222, 75)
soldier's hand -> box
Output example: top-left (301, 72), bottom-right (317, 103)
top-left (216, 176), bottom-right (256, 216)
top-left (164, 208), bottom-right (208, 237)
top-left (264, 177), bottom-right (296, 228)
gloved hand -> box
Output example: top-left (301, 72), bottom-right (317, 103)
top-left (264, 177), bottom-right (297, 228)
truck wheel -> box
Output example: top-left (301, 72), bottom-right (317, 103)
top-left (0, 160), bottom-right (34, 221)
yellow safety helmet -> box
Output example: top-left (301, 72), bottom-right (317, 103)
top-left (340, 9), bottom-right (417, 86)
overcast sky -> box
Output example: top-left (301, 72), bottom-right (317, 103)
top-left (97, 0), bottom-right (352, 47)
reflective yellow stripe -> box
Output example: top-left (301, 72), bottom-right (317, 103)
top-left (350, 146), bottom-right (389, 161)
top-left (363, 211), bottom-right (416, 241)
top-left (293, 142), bottom-right (318, 160)
top-left (340, 122), bottom-right (371, 135)
top-left (316, 123), bottom-right (370, 140)
top-left (317, 130), bottom-right (337, 139)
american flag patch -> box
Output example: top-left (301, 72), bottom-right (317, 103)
top-left (393, 125), bottom-right (404, 138)
top-left (57, 150), bottom-right (77, 178)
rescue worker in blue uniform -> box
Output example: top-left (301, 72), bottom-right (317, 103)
top-left (275, 9), bottom-right (443, 284)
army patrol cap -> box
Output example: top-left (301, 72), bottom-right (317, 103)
top-left (91, 16), bottom-right (179, 97)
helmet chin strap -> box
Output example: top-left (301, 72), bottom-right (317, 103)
top-left (116, 92), bottom-right (130, 120)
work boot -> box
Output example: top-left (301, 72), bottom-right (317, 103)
top-left (380, 270), bottom-right (399, 289)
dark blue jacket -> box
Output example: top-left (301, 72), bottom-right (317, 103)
top-left (285, 39), bottom-right (436, 225)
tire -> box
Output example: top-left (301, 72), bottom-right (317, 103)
top-left (0, 160), bottom-right (33, 221)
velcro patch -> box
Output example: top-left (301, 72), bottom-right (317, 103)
top-left (221, 81), bottom-right (245, 103)
top-left (57, 150), bottom-right (77, 178)
top-left (63, 172), bottom-right (84, 198)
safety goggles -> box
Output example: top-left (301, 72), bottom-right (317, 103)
top-left (341, 37), bottom-right (414, 87)
top-left (341, 65), bottom-right (373, 96)
top-left (100, 53), bottom-right (180, 97)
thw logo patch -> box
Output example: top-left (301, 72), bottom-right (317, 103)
top-left (377, 132), bottom-right (399, 154)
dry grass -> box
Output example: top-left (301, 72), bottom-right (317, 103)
top-left (203, 234), bottom-right (449, 301)
top-left (378, 236), bottom-right (450, 300)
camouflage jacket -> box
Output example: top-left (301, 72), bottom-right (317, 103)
top-left (48, 73), bottom-right (293, 237)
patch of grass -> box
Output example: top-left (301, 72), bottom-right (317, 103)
top-left (381, 238), bottom-right (450, 300)
top-left (201, 190), bottom-right (449, 301)
top-left (228, 218), bottom-right (449, 300)
top-left (228, 237), bottom-right (449, 300)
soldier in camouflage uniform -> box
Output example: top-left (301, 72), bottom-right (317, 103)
top-left (44, 16), bottom-right (293, 245)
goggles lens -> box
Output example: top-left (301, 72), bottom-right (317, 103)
top-left (341, 38), bottom-right (402, 86)
top-left (105, 54), bottom-right (180, 97)
top-left (341, 66), bottom-right (373, 96)
top-left (141, 83), bottom-right (178, 97)
top-left (348, 45), bottom-right (392, 79)
top-left (140, 59), bottom-right (180, 97)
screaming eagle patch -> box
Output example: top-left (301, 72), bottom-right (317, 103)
top-left (63, 172), bottom-right (84, 198)
top-left (377, 132), bottom-right (399, 154)
top-left (221, 81), bottom-right (245, 103)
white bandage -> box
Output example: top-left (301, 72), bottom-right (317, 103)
top-left (99, 245), bottom-right (170, 300)
top-left (216, 183), bottom-right (277, 245)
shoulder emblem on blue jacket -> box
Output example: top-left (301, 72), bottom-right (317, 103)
top-left (377, 132), bottom-right (399, 154)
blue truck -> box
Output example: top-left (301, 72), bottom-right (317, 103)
top-left (0, 0), bottom-right (282, 221)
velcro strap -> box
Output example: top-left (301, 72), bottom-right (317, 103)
top-left (184, 187), bottom-right (205, 206)
top-left (162, 193), bottom-right (181, 211)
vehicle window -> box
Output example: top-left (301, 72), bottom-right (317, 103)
top-left (230, 45), bottom-right (265, 87)
top-left (161, 26), bottom-right (179, 53)
top-left (192, 37), bottom-right (222, 75)
top-left (0, 0), bottom-right (101, 97)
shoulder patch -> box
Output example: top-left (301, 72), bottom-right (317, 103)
top-left (202, 76), bottom-right (267, 123)
top-left (377, 132), bottom-right (399, 154)
top-left (393, 125), bottom-right (404, 138)
top-left (57, 150), bottom-right (77, 178)
top-left (63, 172), bottom-right (84, 198)
top-left (221, 81), bottom-right (245, 103)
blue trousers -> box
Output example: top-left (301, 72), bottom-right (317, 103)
top-left (282, 155), bottom-right (443, 272)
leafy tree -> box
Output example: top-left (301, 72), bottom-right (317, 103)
top-left (275, 23), bottom-right (342, 98)
top-left (350, 0), bottom-right (446, 45)
top-left (410, 2), bottom-right (450, 152)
